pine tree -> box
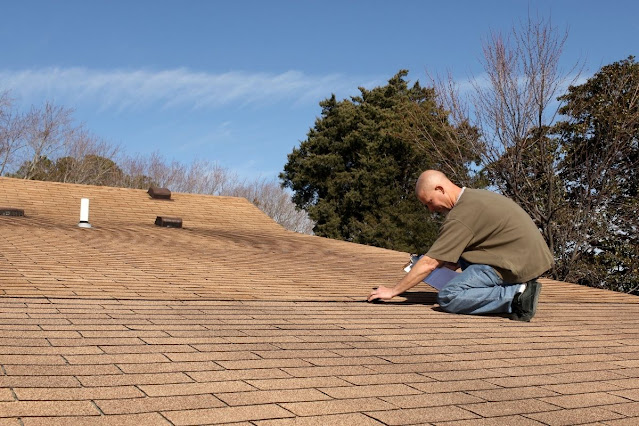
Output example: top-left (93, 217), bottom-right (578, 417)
top-left (281, 71), bottom-right (478, 253)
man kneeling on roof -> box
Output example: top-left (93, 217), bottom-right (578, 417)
top-left (367, 170), bottom-right (554, 322)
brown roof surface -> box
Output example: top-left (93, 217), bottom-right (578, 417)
top-left (1, 176), bottom-right (638, 425)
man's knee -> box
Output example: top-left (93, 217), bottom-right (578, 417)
top-left (437, 283), bottom-right (463, 313)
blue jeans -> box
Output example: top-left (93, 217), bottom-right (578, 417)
top-left (436, 263), bottom-right (520, 315)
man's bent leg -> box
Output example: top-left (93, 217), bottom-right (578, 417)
top-left (436, 264), bottom-right (521, 315)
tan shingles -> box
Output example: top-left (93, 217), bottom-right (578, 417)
top-left (280, 397), bottom-right (397, 417)
top-left (338, 372), bottom-right (433, 386)
top-left (2, 176), bottom-right (639, 425)
top-left (77, 372), bottom-right (193, 387)
top-left (317, 384), bottom-right (420, 399)
top-left (602, 418), bottom-right (639, 426)
top-left (538, 392), bottom-right (631, 408)
top-left (526, 407), bottom-right (625, 425)
top-left (603, 402), bottom-right (639, 416)
top-left (255, 413), bottom-right (386, 425)
top-left (139, 381), bottom-right (255, 397)
top-left (14, 386), bottom-right (145, 401)
top-left (162, 404), bottom-right (295, 425)
top-left (407, 379), bottom-right (500, 393)
top-left (215, 388), bottom-right (332, 406)
top-left (432, 416), bottom-right (548, 425)
top-left (245, 377), bottom-right (352, 390)
top-left (95, 394), bottom-right (225, 415)
top-left (3, 364), bottom-right (121, 376)
top-left (366, 405), bottom-right (479, 425)
top-left (20, 413), bottom-right (171, 426)
top-left (0, 389), bottom-right (14, 402)
top-left (0, 376), bottom-right (81, 388)
top-left (0, 400), bottom-right (99, 417)
top-left (460, 399), bottom-right (562, 417)
top-left (380, 391), bottom-right (484, 408)
top-left (467, 385), bottom-right (560, 401)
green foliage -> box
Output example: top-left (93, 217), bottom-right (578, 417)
top-left (551, 56), bottom-right (639, 292)
top-left (281, 71), bottom-right (477, 253)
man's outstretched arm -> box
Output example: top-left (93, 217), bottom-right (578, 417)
top-left (367, 255), bottom-right (443, 302)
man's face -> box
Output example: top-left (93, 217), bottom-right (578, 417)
top-left (418, 188), bottom-right (450, 213)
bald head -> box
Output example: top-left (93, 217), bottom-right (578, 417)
top-left (415, 170), bottom-right (462, 213)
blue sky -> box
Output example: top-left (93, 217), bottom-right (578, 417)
top-left (1, 0), bottom-right (637, 181)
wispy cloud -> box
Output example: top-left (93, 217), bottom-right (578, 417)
top-left (0, 67), bottom-right (377, 112)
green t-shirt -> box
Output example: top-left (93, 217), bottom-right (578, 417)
top-left (426, 188), bottom-right (553, 283)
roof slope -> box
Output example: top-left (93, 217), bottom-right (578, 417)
top-left (1, 176), bottom-right (638, 425)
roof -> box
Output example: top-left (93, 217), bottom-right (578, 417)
top-left (1, 176), bottom-right (638, 425)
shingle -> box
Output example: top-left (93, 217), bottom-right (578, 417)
top-left (77, 372), bottom-right (192, 387)
top-left (20, 413), bottom-right (171, 425)
top-left (538, 392), bottom-right (631, 409)
top-left (0, 389), bottom-right (14, 402)
top-left (460, 399), bottom-right (562, 417)
top-left (139, 380), bottom-right (255, 397)
top-left (526, 407), bottom-right (625, 425)
top-left (318, 383), bottom-right (420, 399)
top-left (95, 394), bottom-right (224, 415)
top-left (246, 376), bottom-right (351, 390)
top-left (254, 413), bottom-right (385, 425)
top-left (607, 402), bottom-right (639, 416)
top-left (281, 397), bottom-right (396, 417)
top-left (431, 415), bottom-right (548, 425)
top-left (0, 400), bottom-right (99, 417)
top-left (216, 388), bottom-right (331, 406)
top-left (366, 405), bottom-right (478, 425)
top-left (162, 404), bottom-right (295, 425)
top-left (467, 385), bottom-right (559, 401)
top-left (14, 386), bottom-right (145, 401)
top-left (381, 391), bottom-right (484, 408)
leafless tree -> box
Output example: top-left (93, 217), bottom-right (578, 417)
top-left (118, 152), bottom-right (240, 195)
top-left (410, 14), bottom-right (584, 279)
top-left (118, 153), bottom-right (314, 234)
top-left (0, 92), bottom-right (27, 175)
top-left (225, 177), bottom-right (315, 234)
top-left (20, 101), bottom-right (77, 179)
top-left (42, 126), bottom-right (121, 185)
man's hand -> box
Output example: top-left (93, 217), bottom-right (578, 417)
top-left (368, 286), bottom-right (396, 302)
top-left (367, 255), bottom-right (443, 304)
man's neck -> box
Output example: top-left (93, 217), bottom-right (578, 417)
top-left (452, 186), bottom-right (465, 206)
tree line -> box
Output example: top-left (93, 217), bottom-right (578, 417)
top-left (282, 16), bottom-right (638, 293)
top-left (0, 95), bottom-right (313, 234)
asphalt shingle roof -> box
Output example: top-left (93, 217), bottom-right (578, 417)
top-left (1, 176), bottom-right (638, 425)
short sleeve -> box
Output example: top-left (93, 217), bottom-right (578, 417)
top-left (425, 219), bottom-right (474, 263)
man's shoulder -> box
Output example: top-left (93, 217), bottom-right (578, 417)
top-left (452, 188), bottom-right (515, 221)
top-left (461, 188), bottom-right (511, 204)
top-left (464, 188), bottom-right (500, 197)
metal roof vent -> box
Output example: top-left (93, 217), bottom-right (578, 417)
top-left (0, 207), bottom-right (24, 217)
top-left (155, 216), bottom-right (182, 228)
top-left (148, 187), bottom-right (171, 200)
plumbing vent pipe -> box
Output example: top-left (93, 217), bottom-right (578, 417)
top-left (78, 198), bottom-right (92, 228)
top-left (0, 207), bottom-right (24, 216)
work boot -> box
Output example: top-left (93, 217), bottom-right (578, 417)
top-left (510, 280), bottom-right (542, 322)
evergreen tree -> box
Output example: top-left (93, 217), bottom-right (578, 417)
top-left (552, 56), bottom-right (639, 291)
top-left (281, 71), bottom-right (477, 253)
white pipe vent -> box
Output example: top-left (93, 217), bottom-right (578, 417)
top-left (78, 198), bottom-right (92, 228)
